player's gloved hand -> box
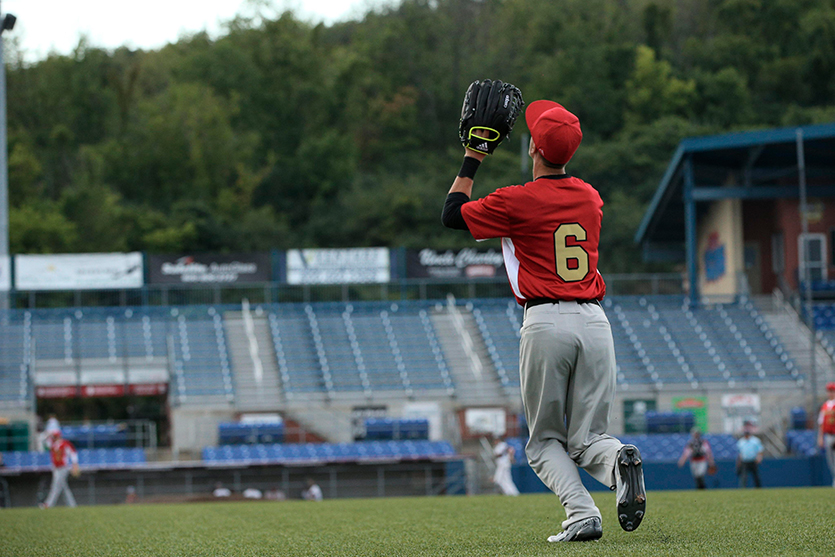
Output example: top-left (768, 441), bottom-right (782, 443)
top-left (459, 79), bottom-right (524, 156)
top-left (464, 130), bottom-right (490, 161)
top-left (71, 464), bottom-right (81, 478)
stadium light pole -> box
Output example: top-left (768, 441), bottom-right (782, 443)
top-left (0, 1), bottom-right (14, 311)
top-left (796, 128), bottom-right (817, 411)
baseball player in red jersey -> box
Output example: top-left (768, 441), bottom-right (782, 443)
top-left (817, 382), bottom-right (835, 487)
top-left (41, 430), bottom-right (80, 508)
top-left (443, 99), bottom-right (646, 541)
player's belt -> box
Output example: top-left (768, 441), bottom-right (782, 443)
top-left (525, 298), bottom-right (600, 309)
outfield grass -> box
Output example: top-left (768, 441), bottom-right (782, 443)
top-left (2, 488), bottom-right (834, 556)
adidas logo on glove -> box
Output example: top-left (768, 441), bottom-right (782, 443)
top-left (458, 79), bottom-right (524, 156)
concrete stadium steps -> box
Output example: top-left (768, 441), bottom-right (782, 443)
top-left (430, 306), bottom-right (506, 404)
top-left (281, 418), bottom-right (326, 444)
top-left (284, 406), bottom-right (355, 444)
top-left (223, 311), bottom-right (283, 411)
top-left (755, 295), bottom-right (835, 389)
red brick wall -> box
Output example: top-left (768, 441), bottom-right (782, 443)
top-left (742, 198), bottom-right (835, 293)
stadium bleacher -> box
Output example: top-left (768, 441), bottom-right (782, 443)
top-left (0, 312), bottom-right (31, 407)
top-left (218, 422), bottom-right (285, 445)
top-left (605, 296), bottom-right (797, 388)
top-left (507, 433), bottom-right (741, 464)
top-left (202, 440), bottom-right (456, 465)
top-left (645, 411), bottom-right (695, 433)
top-left (29, 307), bottom-right (168, 363)
top-left (785, 430), bottom-right (821, 456)
top-left (363, 418), bottom-right (429, 440)
top-left (0, 296), bottom-right (807, 411)
top-left (61, 424), bottom-right (129, 449)
top-left (460, 296), bottom-right (797, 391)
top-left (468, 299), bottom-right (522, 392)
top-left (4, 306), bottom-right (233, 406)
top-left (264, 302), bottom-right (454, 400)
top-left (169, 306), bottom-right (234, 403)
top-left (0, 448), bottom-right (146, 471)
top-left (786, 429), bottom-right (823, 456)
top-left (811, 304), bottom-right (835, 359)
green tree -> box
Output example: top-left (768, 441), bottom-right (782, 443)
top-left (626, 45), bottom-right (697, 125)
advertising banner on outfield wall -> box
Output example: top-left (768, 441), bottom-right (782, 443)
top-left (148, 253), bottom-right (271, 284)
top-left (286, 248), bottom-right (390, 284)
top-left (15, 252), bottom-right (144, 291)
top-left (721, 393), bottom-right (760, 434)
top-left (673, 395), bottom-right (709, 433)
top-left (0, 255), bottom-right (10, 291)
top-left (406, 248), bottom-right (505, 279)
top-left (623, 399), bottom-right (657, 434)
top-left (36, 383), bottom-right (168, 399)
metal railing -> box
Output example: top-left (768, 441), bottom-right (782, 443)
top-left (446, 294), bottom-right (483, 381)
top-left (7, 274), bottom-right (684, 309)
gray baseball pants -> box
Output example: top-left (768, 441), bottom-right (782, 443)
top-left (520, 300), bottom-right (623, 529)
top-left (825, 433), bottom-right (835, 487)
top-left (44, 467), bottom-right (77, 508)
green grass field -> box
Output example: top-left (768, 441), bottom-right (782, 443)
top-left (2, 488), bottom-right (834, 556)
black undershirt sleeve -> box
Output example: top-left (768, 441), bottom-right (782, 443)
top-left (441, 192), bottom-right (471, 231)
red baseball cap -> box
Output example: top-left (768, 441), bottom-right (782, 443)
top-left (525, 100), bottom-right (582, 166)
top-left (827, 381), bottom-right (835, 391)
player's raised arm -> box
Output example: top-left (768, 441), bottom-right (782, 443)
top-left (442, 79), bottom-right (523, 230)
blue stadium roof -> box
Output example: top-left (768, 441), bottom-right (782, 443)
top-left (635, 122), bottom-right (835, 258)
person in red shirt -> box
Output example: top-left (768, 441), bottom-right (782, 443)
top-left (817, 382), bottom-right (835, 487)
top-left (442, 99), bottom-right (645, 542)
top-left (41, 430), bottom-right (80, 508)
top-left (678, 428), bottom-right (716, 489)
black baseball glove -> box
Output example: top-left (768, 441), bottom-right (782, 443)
top-left (459, 79), bottom-right (524, 155)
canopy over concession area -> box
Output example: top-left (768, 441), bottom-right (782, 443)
top-left (635, 122), bottom-right (835, 301)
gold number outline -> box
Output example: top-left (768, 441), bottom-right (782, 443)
top-left (553, 223), bottom-right (590, 282)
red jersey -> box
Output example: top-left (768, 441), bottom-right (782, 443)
top-left (461, 174), bottom-right (606, 305)
top-left (50, 438), bottom-right (78, 468)
top-left (819, 399), bottom-right (835, 435)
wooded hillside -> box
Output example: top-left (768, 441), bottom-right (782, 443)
top-left (7, 0), bottom-right (835, 272)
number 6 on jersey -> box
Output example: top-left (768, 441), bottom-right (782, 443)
top-left (554, 223), bottom-right (590, 282)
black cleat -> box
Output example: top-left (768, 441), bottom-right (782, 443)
top-left (547, 517), bottom-right (603, 542)
top-left (616, 444), bottom-right (646, 532)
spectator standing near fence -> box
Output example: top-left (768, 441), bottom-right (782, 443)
top-left (736, 429), bottom-right (763, 488)
top-left (817, 382), bottom-right (835, 487)
top-left (41, 430), bottom-right (80, 508)
top-left (677, 428), bottom-right (716, 489)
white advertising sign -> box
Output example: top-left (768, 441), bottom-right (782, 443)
top-left (464, 408), bottom-right (507, 437)
top-left (80, 369), bottom-right (126, 385)
top-left (721, 393), bottom-right (761, 433)
top-left (35, 370), bottom-right (79, 386)
top-left (15, 252), bottom-right (144, 290)
top-left (286, 248), bottom-right (390, 284)
top-left (0, 254), bottom-right (9, 291)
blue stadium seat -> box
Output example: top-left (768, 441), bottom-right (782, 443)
top-left (200, 439), bottom-right (458, 465)
top-left (507, 434), bottom-right (739, 464)
top-left (265, 301), bottom-right (455, 400)
top-left (0, 448), bottom-right (146, 470)
top-left (786, 430), bottom-right (821, 456)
